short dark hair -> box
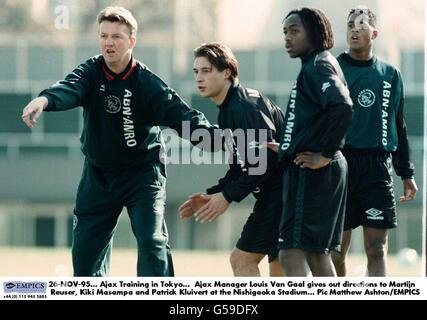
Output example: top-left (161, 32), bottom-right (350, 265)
top-left (97, 6), bottom-right (138, 35)
top-left (348, 6), bottom-right (377, 27)
top-left (285, 7), bottom-right (334, 52)
top-left (194, 42), bottom-right (239, 83)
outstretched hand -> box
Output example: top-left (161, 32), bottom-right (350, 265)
top-left (192, 192), bottom-right (230, 223)
top-left (178, 192), bottom-right (230, 223)
top-left (178, 193), bottom-right (210, 219)
top-left (21, 97), bottom-right (48, 129)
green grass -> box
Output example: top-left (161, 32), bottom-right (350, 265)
top-left (0, 246), bottom-right (423, 277)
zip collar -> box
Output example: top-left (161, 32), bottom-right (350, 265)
top-left (218, 83), bottom-right (239, 109)
top-left (301, 49), bottom-right (319, 64)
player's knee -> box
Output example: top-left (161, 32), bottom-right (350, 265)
top-left (278, 250), bottom-right (287, 268)
top-left (137, 231), bottom-right (168, 250)
top-left (331, 250), bottom-right (346, 265)
top-left (229, 250), bottom-right (260, 271)
top-left (229, 250), bottom-right (242, 270)
top-left (366, 241), bottom-right (387, 261)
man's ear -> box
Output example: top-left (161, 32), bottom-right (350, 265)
top-left (372, 29), bottom-right (378, 40)
top-left (130, 33), bottom-right (137, 49)
top-left (224, 68), bottom-right (231, 79)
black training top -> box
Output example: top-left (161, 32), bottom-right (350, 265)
top-left (279, 50), bottom-right (353, 161)
top-left (206, 84), bottom-right (285, 203)
top-left (40, 55), bottom-right (213, 169)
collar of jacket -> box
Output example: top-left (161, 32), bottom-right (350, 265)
top-left (218, 83), bottom-right (239, 109)
top-left (340, 52), bottom-right (377, 67)
top-left (102, 56), bottom-right (137, 81)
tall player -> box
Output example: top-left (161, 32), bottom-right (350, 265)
top-left (331, 6), bottom-right (417, 276)
top-left (269, 7), bottom-right (353, 276)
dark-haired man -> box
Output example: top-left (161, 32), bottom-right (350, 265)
top-left (269, 7), bottom-right (353, 276)
top-left (179, 42), bottom-right (285, 276)
top-left (331, 6), bottom-right (417, 276)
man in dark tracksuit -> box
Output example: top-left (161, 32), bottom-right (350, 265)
top-left (331, 6), bottom-right (418, 276)
top-left (273, 8), bottom-right (353, 276)
top-left (179, 43), bottom-right (285, 276)
top-left (21, 6), bottom-right (214, 276)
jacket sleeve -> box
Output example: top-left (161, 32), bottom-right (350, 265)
top-left (391, 72), bottom-right (415, 179)
top-left (39, 58), bottom-right (94, 111)
top-left (221, 149), bottom-right (279, 203)
top-left (144, 73), bottom-right (222, 151)
top-left (220, 99), bottom-right (282, 203)
top-left (314, 62), bottom-right (353, 158)
top-left (206, 168), bottom-right (240, 195)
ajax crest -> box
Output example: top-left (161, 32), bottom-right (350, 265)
top-left (105, 95), bottom-right (121, 113)
top-left (357, 89), bottom-right (375, 108)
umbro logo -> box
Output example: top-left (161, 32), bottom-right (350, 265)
top-left (100, 84), bottom-right (105, 92)
top-left (321, 82), bottom-right (331, 92)
top-left (247, 88), bottom-right (261, 98)
top-left (366, 208), bottom-right (384, 220)
top-left (73, 215), bottom-right (78, 230)
top-left (167, 88), bottom-right (175, 100)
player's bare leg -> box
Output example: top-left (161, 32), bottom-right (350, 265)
top-left (279, 249), bottom-right (308, 276)
top-left (364, 227), bottom-right (388, 276)
top-left (269, 257), bottom-right (285, 276)
top-left (229, 248), bottom-right (264, 276)
top-left (306, 252), bottom-right (337, 276)
top-left (331, 230), bottom-right (352, 276)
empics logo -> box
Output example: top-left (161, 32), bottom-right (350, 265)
top-left (3, 281), bottom-right (47, 294)
top-left (366, 208), bottom-right (384, 220)
top-left (5, 282), bottom-right (16, 289)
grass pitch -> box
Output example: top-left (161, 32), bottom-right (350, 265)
top-left (0, 246), bottom-right (423, 277)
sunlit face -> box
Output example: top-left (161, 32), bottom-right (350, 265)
top-left (346, 11), bottom-right (377, 52)
top-left (283, 14), bottom-right (311, 58)
top-left (193, 56), bottom-right (231, 102)
top-left (99, 21), bottom-right (136, 72)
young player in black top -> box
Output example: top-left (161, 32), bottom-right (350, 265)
top-left (179, 43), bottom-right (285, 276)
top-left (269, 7), bottom-right (353, 276)
top-left (331, 6), bottom-right (417, 276)
top-left (21, 6), bottom-right (214, 277)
